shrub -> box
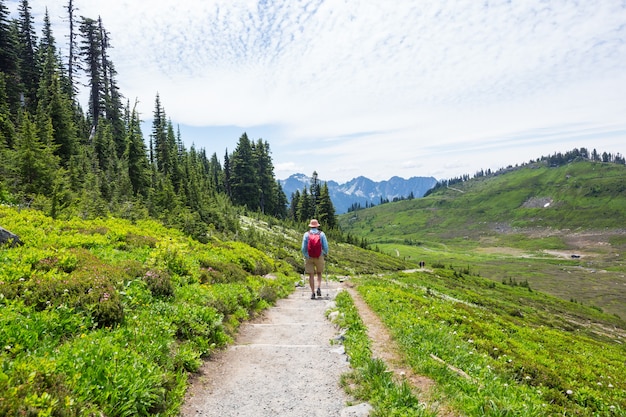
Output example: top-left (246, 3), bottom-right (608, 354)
top-left (143, 269), bottom-right (174, 298)
top-left (198, 260), bottom-right (248, 284)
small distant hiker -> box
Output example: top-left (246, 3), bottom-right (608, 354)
top-left (302, 219), bottom-right (329, 299)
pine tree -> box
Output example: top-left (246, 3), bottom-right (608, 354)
top-left (16, 0), bottom-right (39, 113)
top-left (14, 112), bottom-right (59, 197)
top-left (317, 182), bottom-right (337, 229)
top-left (125, 101), bottom-right (150, 197)
top-left (78, 16), bottom-right (103, 129)
top-left (310, 171), bottom-right (320, 216)
top-left (297, 187), bottom-right (313, 222)
top-left (0, 0), bottom-right (20, 115)
top-left (289, 189), bottom-right (301, 221)
top-left (36, 33), bottom-right (77, 166)
top-left (98, 17), bottom-right (125, 157)
top-left (65, 0), bottom-right (79, 96)
top-left (230, 133), bottom-right (259, 209)
top-left (208, 151), bottom-right (223, 194)
top-left (253, 139), bottom-right (279, 215)
top-left (0, 73), bottom-right (15, 149)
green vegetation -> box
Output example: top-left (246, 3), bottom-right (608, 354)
top-left (351, 269), bottom-right (625, 416)
top-left (0, 206), bottom-right (295, 415)
top-left (340, 160), bottom-right (626, 318)
top-left (0, 204), bottom-right (411, 415)
top-left (335, 159), bottom-right (626, 415)
top-left (332, 290), bottom-right (434, 417)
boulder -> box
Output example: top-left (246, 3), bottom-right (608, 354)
top-left (0, 226), bottom-right (23, 247)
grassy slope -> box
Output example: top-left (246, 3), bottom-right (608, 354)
top-left (340, 160), bottom-right (626, 318)
top-left (335, 160), bottom-right (626, 416)
top-left (0, 206), bottom-right (411, 416)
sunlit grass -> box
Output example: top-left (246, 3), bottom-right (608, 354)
top-left (351, 271), bottom-right (626, 416)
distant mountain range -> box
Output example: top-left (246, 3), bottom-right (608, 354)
top-left (279, 174), bottom-right (438, 214)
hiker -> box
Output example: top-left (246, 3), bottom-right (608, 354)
top-left (302, 219), bottom-right (329, 299)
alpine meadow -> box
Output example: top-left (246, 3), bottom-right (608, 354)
top-left (1, 1), bottom-right (626, 416)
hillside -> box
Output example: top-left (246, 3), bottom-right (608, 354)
top-left (2, 158), bottom-right (626, 416)
top-left (0, 205), bottom-right (410, 416)
top-left (339, 160), bottom-right (626, 318)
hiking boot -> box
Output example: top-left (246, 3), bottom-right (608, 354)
top-left (311, 292), bottom-right (316, 299)
top-left (316, 288), bottom-right (322, 297)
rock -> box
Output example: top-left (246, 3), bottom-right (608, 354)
top-left (341, 403), bottom-right (373, 417)
top-left (0, 226), bottom-right (22, 247)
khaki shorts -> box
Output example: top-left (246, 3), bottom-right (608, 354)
top-left (305, 256), bottom-right (325, 274)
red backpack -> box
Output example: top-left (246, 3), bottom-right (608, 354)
top-left (307, 231), bottom-right (322, 257)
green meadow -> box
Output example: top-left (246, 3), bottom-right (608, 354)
top-left (336, 160), bottom-right (626, 416)
top-left (1, 159), bottom-right (625, 416)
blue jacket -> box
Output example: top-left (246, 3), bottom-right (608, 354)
top-left (301, 228), bottom-right (329, 258)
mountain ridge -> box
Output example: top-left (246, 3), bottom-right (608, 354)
top-left (279, 173), bottom-right (437, 214)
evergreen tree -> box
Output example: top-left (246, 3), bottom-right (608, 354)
top-left (310, 171), bottom-right (320, 216)
top-left (274, 181), bottom-right (288, 219)
top-left (78, 16), bottom-right (103, 128)
top-left (13, 112), bottom-right (59, 198)
top-left (209, 151), bottom-right (223, 193)
top-left (36, 35), bottom-right (77, 166)
top-left (289, 189), bottom-right (300, 221)
top-left (65, 0), bottom-right (79, 96)
top-left (317, 182), bottom-right (337, 229)
top-left (297, 186), bottom-right (313, 222)
top-left (98, 16), bottom-right (125, 157)
top-left (229, 133), bottom-right (259, 209)
top-left (16, 0), bottom-right (39, 112)
top-left (253, 138), bottom-right (278, 215)
top-left (0, 0), bottom-right (19, 115)
top-left (0, 73), bottom-right (15, 149)
top-left (223, 150), bottom-right (231, 198)
top-left (151, 94), bottom-right (173, 178)
top-left (125, 101), bottom-right (150, 197)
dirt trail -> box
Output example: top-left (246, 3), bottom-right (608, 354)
top-left (181, 279), bottom-right (458, 416)
top-left (180, 281), bottom-right (353, 417)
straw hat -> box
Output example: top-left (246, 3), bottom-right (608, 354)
top-left (308, 219), bottom-right (320, 228)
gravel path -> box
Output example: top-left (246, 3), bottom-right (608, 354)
top-left (180, 281), bottom-right (364, 417)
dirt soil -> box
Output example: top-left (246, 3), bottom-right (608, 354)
top-left (181, 278), bottom-right (459, 416)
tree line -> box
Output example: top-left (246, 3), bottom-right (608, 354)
top-left (427, 147), bottom-right (625, 194)
top-left (0, 0), bottom-right (336, 239)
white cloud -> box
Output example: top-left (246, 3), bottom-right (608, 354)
top-left (8, 0), bottom-right (626, 182)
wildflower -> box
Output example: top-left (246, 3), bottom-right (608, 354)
top-left (566, 390), bottom-right (573, 395)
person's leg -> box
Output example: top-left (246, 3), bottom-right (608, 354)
top-left (316, 272), bottom-right (322, 296)
top-left (305, 258), bottom-right (316, 298)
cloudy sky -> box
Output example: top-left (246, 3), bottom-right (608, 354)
top-left (9, 0), bottom-right (626, 182)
